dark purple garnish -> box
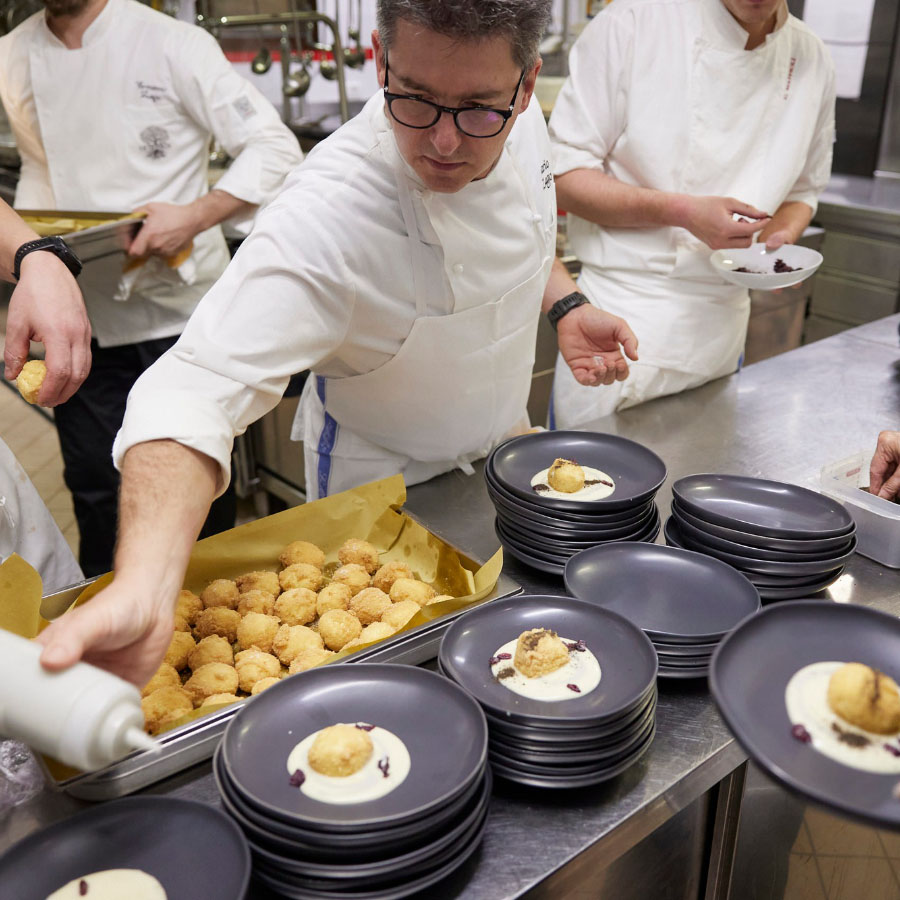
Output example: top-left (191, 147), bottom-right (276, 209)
top-left (566, 683), bottom-right (581, 693)
top-left (583, 478), bottom-right (614, 488)
top-left (489, 652), bottom-right (512, 666)
top-left (355, 723), bottom-right (376, 732)
top-left (533, 484), bottom-right (551, 493)
top-left (289, 769), bottom-right (306, 787)
top-left (884, 744), bottom-right (900, 758)
top-left (791, 724), bottom-right (812, 744)
top-left (79, 881), bottom-right (89, 897)
top-left (377, 756), bottom-right (390, 778)
top-left (773, 258), bottom-right (798, 273)
top-left (831, 722), bottom-right (870, 748)
top-left (566, 640), bottom-right (587, 653)
top-left (496, 666), bottom-right (516, 681)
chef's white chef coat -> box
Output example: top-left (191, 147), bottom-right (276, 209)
top-left (114, 92), bottom-right (556, 499)
top-left (548, 0), bottom-right (835, 428)
top-left (0, 438), bottom-right (82, 594)
top-left (0, 0), bottom-right (302, 348)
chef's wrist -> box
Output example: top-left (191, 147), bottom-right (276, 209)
top-left (663, 192), bottom-right (694, 230)
top-left (547, 292), bottom-right (590, 331)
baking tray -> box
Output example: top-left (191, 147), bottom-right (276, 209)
top-left (37, 526), bottom-right (521, 800)
top-left (16, 210), bottom-right (143, 264)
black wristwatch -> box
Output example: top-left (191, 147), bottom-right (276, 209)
top-left (13, 236), bottom-right (83, 281)
top-left (547, 291), bottom-right (590, 331)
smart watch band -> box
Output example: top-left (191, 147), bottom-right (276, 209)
top-left (13, 236), bottom-right (83, 282)
top-left (547, 291), bottom-right (590, 331)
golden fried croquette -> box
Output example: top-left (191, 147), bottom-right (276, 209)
top-left (289, 647), bottom-right (338, 674)
top-left (141, 663), bottom-right (181, 698)
top-left (251, 676), bottom-right (281, 695)
top-left (274, 588), bottom-right (318, 626)
top-left (337, 539), bottom-right (380, 574)
top-left (279, 540), bottom-right (326, 570)
top-left (279, 563), bottom-right (324, 593)
top-left (380, 599), bottom-right (421, 631)
top-left (16, 359), bottom-right (46, 405)
top-left (827, 662), bottom-right (900, 735)
top-left (200, 693), bottom-right (241, 707)
top-left (235, 570), bottom-right (281, 597)
top-left (200, 579), bottom-right (239, 610)
top-left (308, 724), bottom-right (373, 777)
top-left (316, 582), bottom-right (353, 617)
top-left (344, 621), bottom-right (396, 651)
top-left (173, 615), bottom-right (191, 633)
top-left (234, 649), bottom-right (281, 692)
top-left (318, 609), bottom-right (362, 651)
top-left (272, 623), bottom-right (324, 664)
top-left (236, 612), bottom-right (281, 653)
top-left (389, 578), bottom-right (435, 607)
top-left (237, 589), bottom-right (276, 617)
top-left (547, 458), bottom-right (585, 494)
top-left (175, 590), bottom-right (203, 625)
top-left (194, 607), bottom-right (241, 642)
top-left (349, 587), bottom-right (392, 625)
top-left (142, 686), bottom-right (193, 733)
top-left (514, 628), bottom-right (570, 679)
top-left (372, 560), bottom-right (414, 594)
top-left (331, 564), bottom-right (370, 596)
top-left (184, 662), bottom-right (240, 705)
top-left (163, 631), bottom-right (196, 670)
top-left (188, 634), bottom-right (234, 671)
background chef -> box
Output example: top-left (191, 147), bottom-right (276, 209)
top-left (548, 0), bottom-right (836, 428)
top-left (0, 0), bottom-right (303, 576)
top-left (35, 0), bottom-right (637, 687)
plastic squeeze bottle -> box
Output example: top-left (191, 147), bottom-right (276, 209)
top-left (0, 630), bottom-right (159, 771)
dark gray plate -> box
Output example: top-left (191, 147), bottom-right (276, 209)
top-left (221, 664), bottom-right (487, 830)
top-left (495, 520), bottom-right (571, 563)
top-left (653, 639), bottom-right (720, 656)
top-left (0, 798), bottom-right (250, 900)
top-left (497, 502), bottom-right (656, 544)
top-left (439, 595), bottom-right (658, 726)
top-left (657, 666), bottom-right (709, 680)
top-left (564, 542), bottom-right (760, 641)
top-left (755, 571), bottom-right (845, 601)
top-left (673, 475), bottom-right (854, 539)
top-left (710, 601), bottom-right (900, 830)
top-left (671, 499), bottom-right (854, 553)
top-left (656, 651), bottom-right (714, 666)
top-left (495, 535), bottom-right (566, 576)
top-left (488, 431), bottom-right (666, 512)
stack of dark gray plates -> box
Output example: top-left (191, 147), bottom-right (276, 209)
top-left (485, 431), bottom-right (666, 575)
top-left (214, 664), bottom-right (491, 900)
top-left (438, 595), bottom-right (658, 788)
top-left (564, 542), bottom-right (761, 679)
top-left (665, 475), bottom-right (857, 601)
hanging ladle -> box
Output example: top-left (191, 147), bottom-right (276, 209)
top-left (250, 0), bottom-right (271, 74)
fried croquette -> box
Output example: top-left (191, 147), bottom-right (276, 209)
top-left (175, 590), bottom-right (203, 625)
top-left (142, 686), bottom-right (193, 733)
top-left (200, 693), bottom-right (241, 707)
top-left (188, 634), bottom-right (234, 671)
top-left (234, 649), bottom-right (281, 692)
top-left (200, 579), bottom-right (239, 610)
top-left (279, 540), bottom-right (326, 570)
top-left (16, 359), bottom-right (46, 405)
top-left (272, 623), bottom-right (324, 664)
top-left (318, 609), bottom-right (362, 651)
top-left (251, 677), bottom-right (281, 695)
top-left (828, 662), bottom-right (900, 735)
top-left (380, 599), bottom-right (421, 631)
top-left (279, 563), bottom-right (324, 593)
top-left (331, 564), bottom-right (370, 596)
top-left (316, 582), bottom-right (353, 617)
top-left (237, 588), bottom-right (276, 617)
top-left (274, 588), bottom-right (318, 626)
top-left (235, 570), bottom-right (281, 597)
top-left (184, 662), bottom-right (240, 705)
top-left (289, 647), bottom-right (337, 673)
top-left (173, 615), bottom-right (191, 632)
top-left (308, 724), bottom-right (373, 777)
top-left (389, 578), bottom-right (435, 607)
top-left (514, 628), bottom-right (570, 679)
top-left (163, 631), bottom-right (196, 670)
top-left (337, 538), bottom-right (380, 574)
top-left (141, 663), bottom-right (181, 698)
top-left (344, 621), bottom-right (396, 651)
top-left (547, 458), bottom-right (585, 494)
top-left (349, 587), bottom-right (392, 625)
top-left (236, 612), bottom-right (281, 653)
top-left (194, 607), bottom-right (241, 642)
top-left (372, 560), bottom-right (414, 594)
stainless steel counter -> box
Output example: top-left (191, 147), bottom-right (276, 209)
top-left (2, 315), bottom-right (899, 899)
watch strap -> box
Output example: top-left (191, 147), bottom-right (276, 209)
top-left (13, 236), bottom-right (83, 282)
top-left (547, 291), bottom-right (590, 331)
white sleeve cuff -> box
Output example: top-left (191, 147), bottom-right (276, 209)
top-left (551, 144), bottom-right (607, 178)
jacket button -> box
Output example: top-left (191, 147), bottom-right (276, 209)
top-left (452, 263), bottom-right (464, 275)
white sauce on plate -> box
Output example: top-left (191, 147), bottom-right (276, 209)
top-left (530, 466), bottom-right (615, 501)
top-left (47, 870), bottom-right (166, 900)
top-left (490, 637), bottom-right (601, 702)
top-left (784, 661), bottom-right (900, 774)
top-left (286, 723), bottom-right (410, 805)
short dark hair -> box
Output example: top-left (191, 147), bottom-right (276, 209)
top-left (376, 0), bottom-right (552, 70)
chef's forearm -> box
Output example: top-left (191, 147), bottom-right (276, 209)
top-left (113, 440), bottom-right (218, 601)
top-left (541, 258), bottom-right (582, 313)
top-left (0, 200), bottom-right (40, 281)
top-left (756, 200), bottom-right (813, 245)
top-left (188, 189), bottom-right (257, 234)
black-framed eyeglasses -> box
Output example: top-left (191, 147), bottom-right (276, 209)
top-left (383, 54), bottom-right (526, 139)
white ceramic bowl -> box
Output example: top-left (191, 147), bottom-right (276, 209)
top-left (709, 244), bottom-right (824, 290)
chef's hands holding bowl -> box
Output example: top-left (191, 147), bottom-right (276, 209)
top-left (558, 304), bottom-right (639, 387)
top-left (869, 431), bottom-right (900, 501)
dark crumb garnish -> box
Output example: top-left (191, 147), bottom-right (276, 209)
top-left (377, 756), bottom-right (390, 778)
top-left (521, 630), bottom-right (555, 651)
top-left (489, 652), bottom-right (512, 666)
top-left (496, 666), bottom-right (516, 681)
top-left (773, 258), bottom-right (798, 273)
top-left (533, 484), bottom-right (551, 493)
top-left (79, 881), bottom-right (89, 897)
top-left (583, 478), bottom-right (614, 488)
top-left (733, 266), bottom-right (763, 274)
top-left (791, 724), bottom-right (812, 744)
top-left (289, 769), bottom-right (305, 787)
top-left (831, 722), bottom-right (870, 748)
top-left (566, 683), bottom-right (582, 693)
top-left (884, 744), bottom-right (900, 758)
top-left (566, 640), bottom-right (587, 653)
top-left (355, 723), bottom-right (376, 732)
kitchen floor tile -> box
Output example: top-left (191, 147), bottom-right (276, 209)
top-left (805, 807), bottom-right (885, 857)
top-left (817, 855), bottom-right (899, 900)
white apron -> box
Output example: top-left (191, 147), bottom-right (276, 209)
top-left (297, 132), bottom-right (554, 499)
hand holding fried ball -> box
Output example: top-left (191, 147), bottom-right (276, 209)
top-left (514, 628), bottom-right (570, 678)
top-left (16, 359), bottom-right (47, 405)
top-left (827, 662), bottom-right (900, 735)
top-left (308, 724), bottom-right (374, 777)
top-left (548, 458), bottom-right (585, 494)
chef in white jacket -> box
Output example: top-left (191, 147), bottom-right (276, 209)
top-left (35, 0), bottom-right (637, 687)
top-left (548, 0), bottom-right (836, 428)
top-left (0, 0), bottom-right (302, 575)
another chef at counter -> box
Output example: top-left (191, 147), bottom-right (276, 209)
top-left (548, 0), bottom-right (836, 428)
top-left (0, 0), bottom-right (303, 577)
top-left (35, 0), bottom-right (637, 686)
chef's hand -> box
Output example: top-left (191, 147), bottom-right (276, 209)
top-left (128, 202), bottom-right (199, 259)
top-left (682, 196), bottom-right (770, 250)
top-left (37, 578), bottom-right (176, 688)
top-left (558, 305), bottom-right (639, 387)
top-left (4, 252), bottom-right (92, 406)
top-left (869, 430), bottom-right (900, 501)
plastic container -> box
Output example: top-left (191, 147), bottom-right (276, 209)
top-left (0, 631), bottom-right (159, 772)
top-left (819, 452), bottom-right (900, 569)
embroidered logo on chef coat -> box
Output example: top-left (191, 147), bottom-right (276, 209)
top-left (232, 96), bottom-right (258, 121)
top-left (140, 126), bottom-right (171, 160)
top-left (541, 159), bottom-right (553, 190)
top-left (136, 81), bottom-right (167, 104)
top-left (784, 57), bottom-right (797, 100)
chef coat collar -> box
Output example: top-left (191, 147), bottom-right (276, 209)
top-left (39, 0), bottom-right (119, 49)
top-left (705, 0), bottom-right (789, 50)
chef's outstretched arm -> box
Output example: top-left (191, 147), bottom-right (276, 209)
top-left (36, 440), bottom-right (217, 687)
top-left (543, 258), bottom-right (638, 387)
top-left (0, 199), bottom-right (91, 406)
